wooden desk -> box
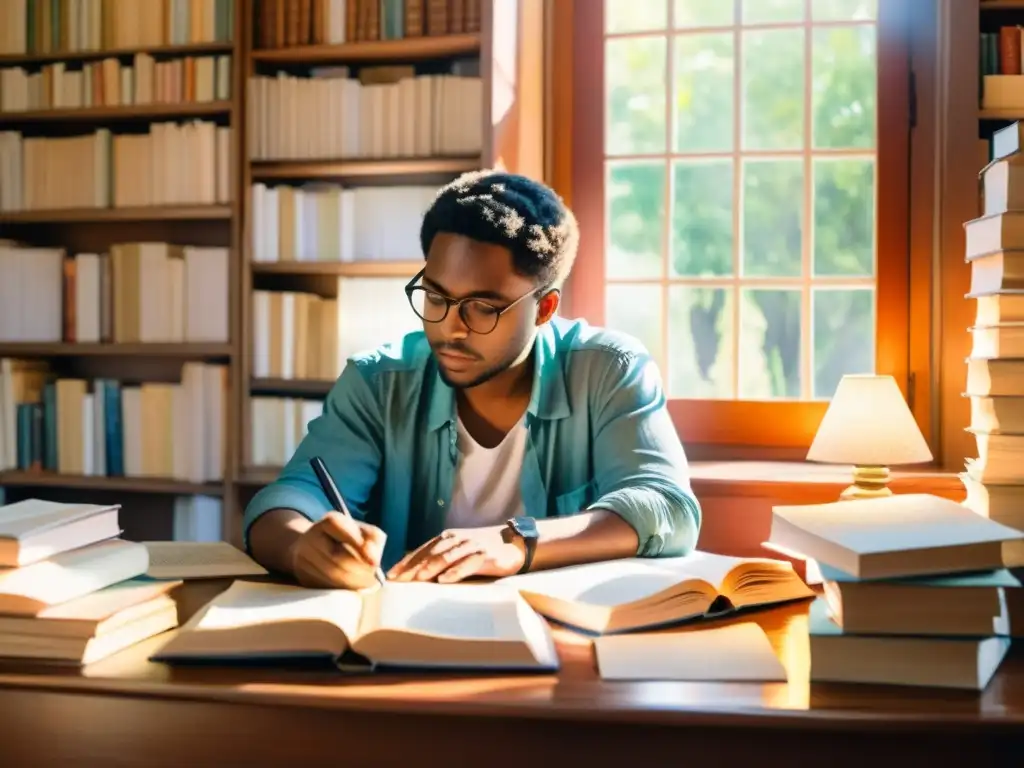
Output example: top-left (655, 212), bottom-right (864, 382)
top-left (0, 582), bottom-right (1021, 768)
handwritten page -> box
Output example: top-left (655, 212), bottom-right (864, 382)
top-left (595, 622), bottom-right (787, 682)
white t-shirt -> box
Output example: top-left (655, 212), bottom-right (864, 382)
top-left (446, 414), bottom-right (528, 529)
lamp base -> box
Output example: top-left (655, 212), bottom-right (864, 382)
top-left (838, 465), bottom-right (892, 501)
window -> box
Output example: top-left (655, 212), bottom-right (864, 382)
top-left (564, 0), bottom-right (912, 451)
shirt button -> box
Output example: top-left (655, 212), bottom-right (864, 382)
top-left (437, 499), bottom-right (445, 507)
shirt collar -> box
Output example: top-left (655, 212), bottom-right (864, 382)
top-left (426, 322), bottom-right (571, 431)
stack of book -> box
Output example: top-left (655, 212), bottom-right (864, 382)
top-left (0, 498), bottom-right (180, 666)
top-left (963, 119), bottom-right (1024, 568)
top-left (768, 493), bottom-right (1024, 690)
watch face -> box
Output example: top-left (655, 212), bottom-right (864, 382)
top-left (514, 515), bottom-right (539, 538)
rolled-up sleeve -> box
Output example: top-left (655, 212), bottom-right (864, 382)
top-left (242, 360), bottom-right (384, 550)
top-left (586, 351), bottom-right (701, 557)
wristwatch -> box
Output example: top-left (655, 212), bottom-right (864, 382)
top-left (504, 515), bottom-right (538, 574)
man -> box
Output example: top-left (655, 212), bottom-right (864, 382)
top-left (245, 170), bottom-right (701, 589)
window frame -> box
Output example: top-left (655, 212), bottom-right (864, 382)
top-left (555, 0), bottom-right (916, 458)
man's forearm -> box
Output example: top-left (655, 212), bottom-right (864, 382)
top-left (528, 509), bottom-right (639, 571)
top-left (248, 508), bottom-right (314, 576)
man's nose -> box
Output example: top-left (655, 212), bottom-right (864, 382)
top-left (440, 304), bottom-right (470, 338)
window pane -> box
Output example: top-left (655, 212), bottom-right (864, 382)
top-left (674, 32), bottom-right (734, 153)
top-left (741, 0), bottom-right (805, 25)
top-left (739, 288), bottom-right (802, 399)
top-left (668, 286), bottom-right (735, 398)
top-left (742, 158), bottom-right (803, 277)
top-left (607, 161), bottom-right (666, 279)
top-left (813, 0), bottom-right (877, 21)
top-left (812, 25), bottom-right (876, 150)
top-left (812, 288), bottom-right (875, 398)
top-left (674, 0), bottom-right (734, 28)
top-left (606, 0), bottom-right (668, 33)
top-left (607, 284), bottom-right (664, 367)
top-left (813, 157), bottom-right (875, 277)
top-left (606, 36), bottom-right (668, 156)
top-left (602, 0), bottom-right (667, 33)
top-left (742, 28), bottom-right (805, 150)
top-left (672, 159), bottom-right (733, 276)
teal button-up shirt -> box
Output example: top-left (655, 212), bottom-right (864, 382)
top-left (244, 316), bottom-right (702, 571)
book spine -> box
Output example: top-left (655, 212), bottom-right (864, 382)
top-left (105, 379), bottom-right (123, 476)
top-left (16, 404), bottom-right (33, 471)
top-left (43, 381), bottom-right (57, 472)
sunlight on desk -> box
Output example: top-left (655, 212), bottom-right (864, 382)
top-left (239, 675), bottom-right (555, 702)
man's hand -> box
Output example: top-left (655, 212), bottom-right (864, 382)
top-left (387, 525), bottom-right (525, 583)
top-left (290, 512), bottom-right (387, 590)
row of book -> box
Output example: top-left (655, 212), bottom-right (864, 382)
top-left (254, 0), bottom-right (482, 48)
top-left (964, 119), bottom-right (1024, 567)
top-left (251, 282), bottom-right (419, 381)
top-left (768, 493), bottom-right (1023, 691)
top-left (250, 183), bottom-right (437, 263)
top-left (0, 497), bottom-right (269, 667)
top-left (980, 26), bottom-right (1024, 109)
top-left (1, 493), bottom-right (1018, 683)
top-left (0, 360), bottom-right (227, 482)
top-left (0, 0), bottom-right (235, 56)
top-left (0, 241), bottom-right (229, 344)
top-left (247, 65), bottom-right (481, 160)
top-left (0, 54), bottom-right (233, 113)
top-left (0, 121), bottom-right (232, 212)
top-left (249, 396), bottom-right (322, 468)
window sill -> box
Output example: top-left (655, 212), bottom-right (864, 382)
top-left (689, 461), bottom-right (964, 503)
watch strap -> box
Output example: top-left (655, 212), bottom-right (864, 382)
top-left (507, 516), bottom-right (538, 574)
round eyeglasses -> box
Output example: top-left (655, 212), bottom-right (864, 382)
top-left (404, 268), bottom-right (542, 336)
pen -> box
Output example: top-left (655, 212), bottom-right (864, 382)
top-left (309, 456), bottom-right (387, 586)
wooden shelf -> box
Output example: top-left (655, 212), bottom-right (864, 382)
top-left (251, 260), bottom-right (421, 277)
top-left (250, 33), bottom-right (480, 64)
top-left (0, 205), bottom-right (232, 224)
top-left (0, 343), bottom-right (232, 358)
top-left (251, 378), bottom-right (334, 396)
top-left (0, 472), bottom-right (224, 496)
top-left (250, 157), bottom-right (480, 182)
top-left (0, 101), bottom-right (232, 126)
top-left (0, 42), bottom-right (235, 66)
top-left (236, 468), bottom-right (282, 487)
top-left (981, 1), bottom-right (1024, 10)
top-left (980, 108), bottom-right (1024, 121)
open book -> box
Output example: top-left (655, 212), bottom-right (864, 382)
top-left (152, 579), bottom-right (559, 672)
top-left (495, 551), bottom-right (815, 634)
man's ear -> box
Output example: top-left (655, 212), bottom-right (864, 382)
top-left (536, 289), bottom-right (561, 325)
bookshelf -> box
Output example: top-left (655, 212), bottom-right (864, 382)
top-left (0, 0), bottom-right (243, 542)
top-left (238, 0), bottom-right (544, 505)
top-left (0, 0), bottom-right (544, 547)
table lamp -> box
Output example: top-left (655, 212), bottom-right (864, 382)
top-left (806, 374), bottom-right (932, 501)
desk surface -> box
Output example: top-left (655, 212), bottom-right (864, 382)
top-left (0, 581), bottom-right (1021, 767)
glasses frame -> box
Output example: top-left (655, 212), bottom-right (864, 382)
top-left (404, 268), bottom-right (549, 335)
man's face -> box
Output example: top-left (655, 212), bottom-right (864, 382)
top-left (420, 233), bottom-right (543, 389)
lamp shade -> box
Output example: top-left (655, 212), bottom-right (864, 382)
top-left (807, 374), bottom-right (933, 466)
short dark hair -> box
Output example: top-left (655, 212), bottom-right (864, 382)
top-left (420, 170), bottom-right (580, 289)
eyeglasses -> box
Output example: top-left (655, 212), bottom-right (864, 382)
top-left (404, 268), bottom-right (541, 335)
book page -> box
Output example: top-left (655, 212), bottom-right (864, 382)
top-left (190, 581), bottom-right (363, 640)
top-left (363, 582), bottom-right (526, 641)
top-left (497, 551), bottom-right (761, 606)
top-left (595, 622), bottom-right (787, 682)
top-left (143, 541), bottom-right (268, 579)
